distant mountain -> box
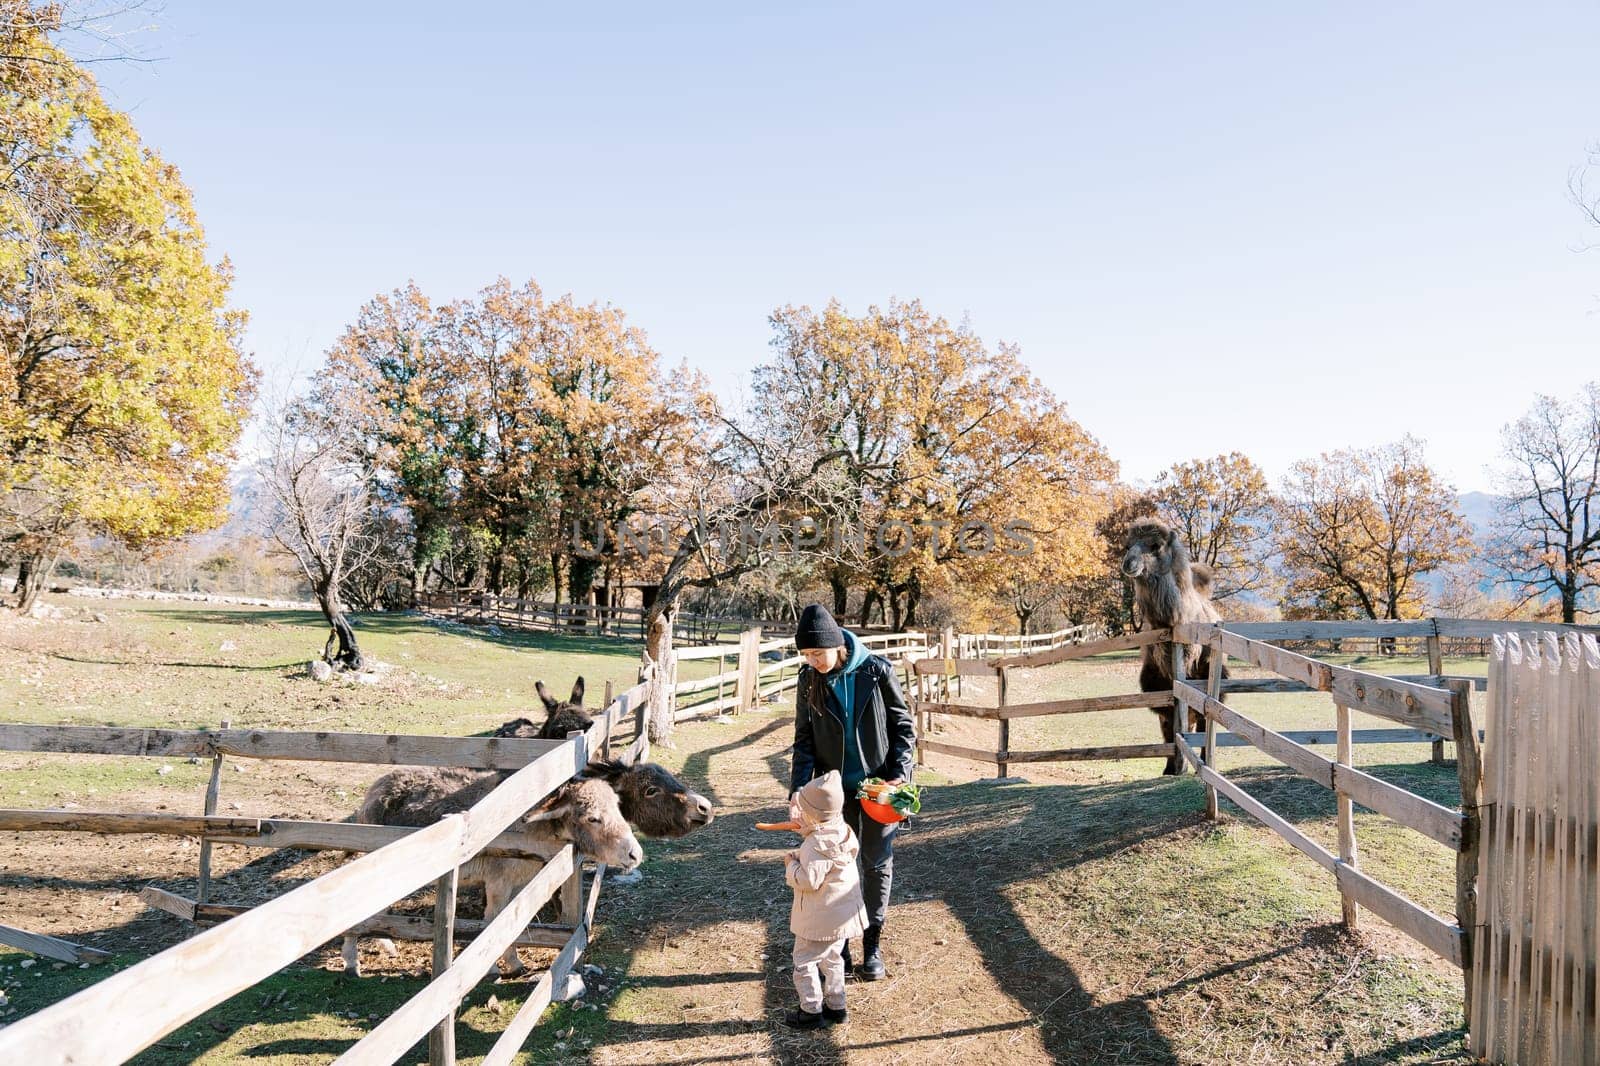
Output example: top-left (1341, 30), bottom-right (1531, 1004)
top-left (1459, 491), bottom-right (1501, 537)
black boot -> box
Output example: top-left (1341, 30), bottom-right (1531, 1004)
top-left (841, 940), bottom-right (853, 975)
top-left (858, 925), bottom-right (886, 981)
top-left (822, 1004), bottom-right (848, 1024)
top-left (784, 1007), bottom-right (826, 1029)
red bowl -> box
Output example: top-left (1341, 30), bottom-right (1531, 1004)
top-left (860, 796), bottom-right (905, 824)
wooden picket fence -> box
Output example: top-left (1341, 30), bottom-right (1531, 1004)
top-left (0, 672), bottom-right (656, 1065)
top-left (1471, 631), bottom-right (1600, 1065)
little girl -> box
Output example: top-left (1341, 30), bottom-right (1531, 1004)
top-left (783, 769), bottom-right (869, 1029)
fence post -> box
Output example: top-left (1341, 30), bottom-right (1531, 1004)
top-left (1447, 677), bottom-right (1483, 1043)
top-left (197, 719), bottom-right (228, 904)
top-left (1427, 629), bottom-right (1447, 765)
top-left (716, 650), bottom-right (726, 714)
top-left (1170, 641), bottom-right (1187, 775)
top-left (996, 667), bottom-right (1009, 780)
top-left (429, 866), bottom-right (459, 1066)
top-left (1335, 700), bottom-right (1360, 929)
top-left (1204, 647), bottom-right (1222, 819)
top-left (602, 680), bottom-right (615, 760)
top-left (914, 663), bottom-right (926, 768)
top-left (734, 627), bottom-right (760, 713)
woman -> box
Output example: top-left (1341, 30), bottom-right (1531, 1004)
top-left (788, 602), bottom-right (916, 981)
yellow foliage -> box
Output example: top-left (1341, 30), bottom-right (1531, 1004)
top-left (1, 10), bottom-right (254, 580)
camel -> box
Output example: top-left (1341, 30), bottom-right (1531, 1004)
top-left (1120, 517), bottom-right (1227, 775)
top-left (342, 765), bottom-right (641, 976)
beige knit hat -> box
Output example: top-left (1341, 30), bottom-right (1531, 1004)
top-left (796, 770), bottom-right (845, 820)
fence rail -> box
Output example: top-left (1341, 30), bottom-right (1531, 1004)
top-left (669, 627), bottom-right (930, 721)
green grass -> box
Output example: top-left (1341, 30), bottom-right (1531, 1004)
top-left (1, 596), bottom-right (718, 736)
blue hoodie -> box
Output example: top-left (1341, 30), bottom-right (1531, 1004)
top-left (825, 629), bottom-right (873, 789)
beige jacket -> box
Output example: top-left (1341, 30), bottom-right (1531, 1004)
top-left (785, 812), bottom-right (869, 943)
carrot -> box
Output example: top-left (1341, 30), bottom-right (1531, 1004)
top-left (755, 821), bottom-right (801, 832)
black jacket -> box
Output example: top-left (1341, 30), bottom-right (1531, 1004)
top-left (789, 654), bottom-right (916, 795)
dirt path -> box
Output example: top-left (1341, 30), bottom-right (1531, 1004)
top-left (587, 708), bottom-right (1066, 1065)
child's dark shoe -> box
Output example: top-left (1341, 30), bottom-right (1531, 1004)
top-left (784, 1008), bottom-right (826, 1030)
top-left (822, 1005), bottom-right (848, 1025)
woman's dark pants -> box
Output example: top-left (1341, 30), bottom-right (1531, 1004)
top-left (842, 796), bottom-right (895, 929)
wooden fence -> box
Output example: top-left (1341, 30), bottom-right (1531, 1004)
top-left (672, 628), bottom-right (930, 721)
top-left (1168, 622), bottom-right (1480, 973)
top-left (958, 622), bottom-right (1102, 660)
top-left (419, 590), bottom-right (793, 645)
top-left (0, 672), bottom-right (656, 1065)
top-left (1471, 631), bottom-right (1600, 1064)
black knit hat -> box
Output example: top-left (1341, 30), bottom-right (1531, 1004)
top-left (794, 603), bottom-right (845, 650)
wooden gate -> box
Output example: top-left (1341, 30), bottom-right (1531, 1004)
top-left (1473, 631), bottom-right (1600, 1064)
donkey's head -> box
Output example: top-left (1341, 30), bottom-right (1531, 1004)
top-left (581, 755), bottom-right (715, 838)
top-left (536, 677), bottom-right (585, 715)
top-left (528, 776), bottom-right (643, 872)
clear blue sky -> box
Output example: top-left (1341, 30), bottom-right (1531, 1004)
top-left (88, 2), bottom-right (1600, 493)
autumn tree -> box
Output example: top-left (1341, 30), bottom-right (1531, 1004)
top-left (1, 3), bottom-right (255, 611)
top-left (632, 400), bottom-right (859, 742)
top-left (1486, 384), bottom-right (1600, 622)
top-left (1275, 437), bottom-right (1473, 623)
top-left (1151, 452), bottom-right (1277, 601)
top-left (318, 278), bottom-right (704, 604)
top-left (752, 299), bottom-right (1115, 631)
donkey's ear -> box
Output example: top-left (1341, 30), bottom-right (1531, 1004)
top-left (524, 803), bottom-right (571, 824)
top-left (536, 681), bottom-right (558, 712)
top-left (570, 676), bottom-right (585, 706)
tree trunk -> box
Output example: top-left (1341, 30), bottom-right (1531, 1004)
top-left (316, 585), bottom-right (364, 670)
top-left (829, 569), bottom-right (849, 618)
top-left (13, 551), bottom-right (52, 614)
top-left (644, 599), bottom-right (678, 744)
top-left (1562, 582), bottom-right (1578, 624)
top-left (859, 588), bottom-right (879, 629)
top-left (569, 555), bottom-right (601, 603)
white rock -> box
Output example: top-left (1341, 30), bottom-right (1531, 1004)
top-left (219, 640), bottom-right (237, 652)
top-left (553, 973), bottom-right (586, 1002)
top-left (19, 961), bottom-right (34, 970)
top-left (309, 660), bottom-right (335, 682)
top-left (607, 868), bottom-right (644, 886)
top-left (156, 765), bottom-right (173, 776)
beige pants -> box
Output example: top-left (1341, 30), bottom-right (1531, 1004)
top-left (792, 935), bottom-right (847, 1013)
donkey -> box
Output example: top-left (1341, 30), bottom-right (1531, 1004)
top-left (1121, 517), bottom-right (1228, 775)
top-left (494, 677), bottom-right (594, 740)
top-left (341, 765), bottom-right (642, 977)
top-left (494, 710), bottom-right (715, 839)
